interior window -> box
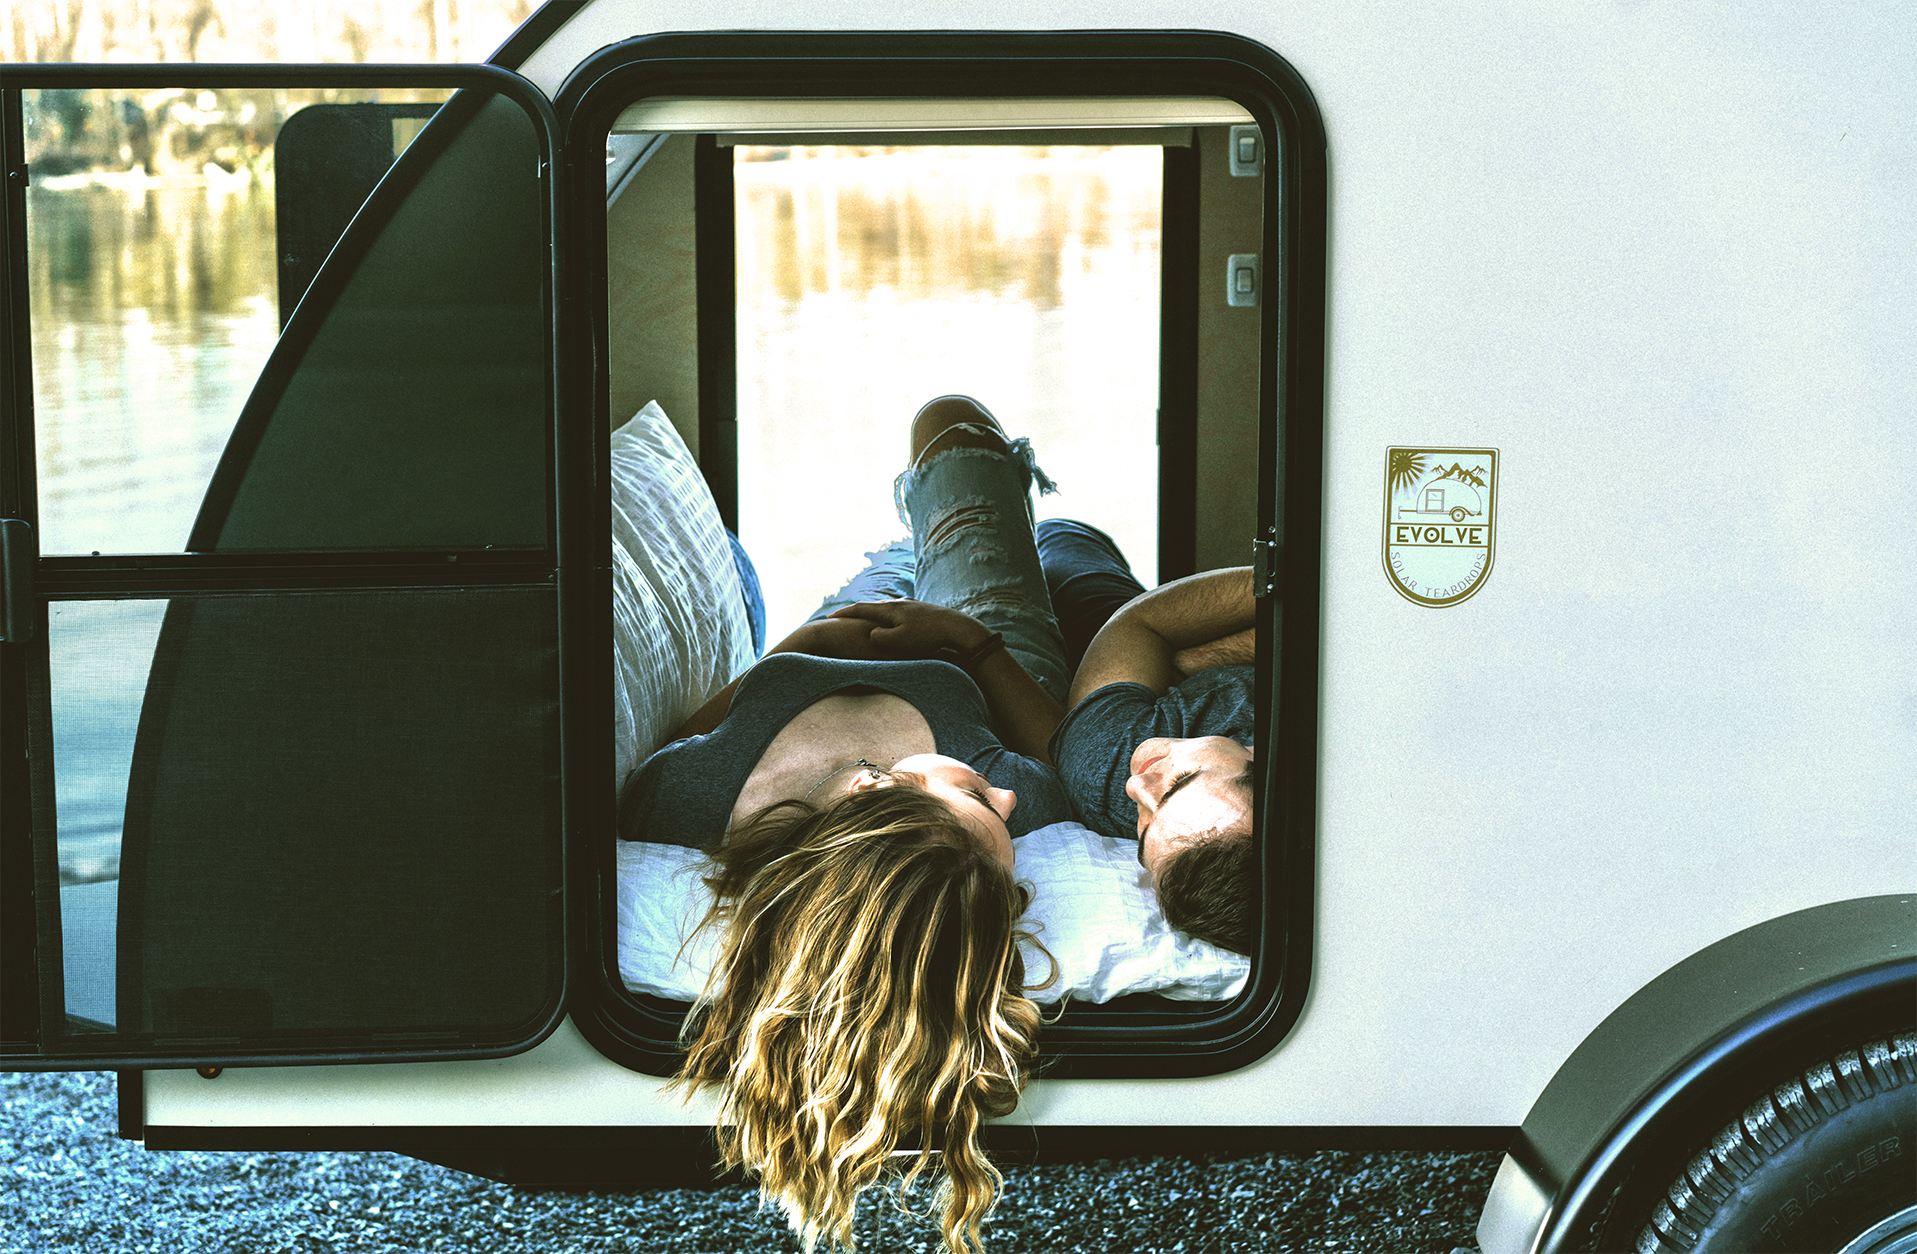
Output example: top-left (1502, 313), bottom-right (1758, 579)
top-left (733, 140), bottom-right (1164, 634)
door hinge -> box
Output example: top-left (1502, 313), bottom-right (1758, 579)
top-left (1, 519), bottom-right (34, 642)
top-left (1252, 534), bottom-right (1279, 598)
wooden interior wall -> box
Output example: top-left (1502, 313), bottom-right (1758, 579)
top-left (1192, 125), bottom-right (1264, 574)
top-left (605, 135), bottom-right (701, 454)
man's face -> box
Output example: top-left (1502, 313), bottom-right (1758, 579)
top-left (1125, 736), bottom-right (1254, 877)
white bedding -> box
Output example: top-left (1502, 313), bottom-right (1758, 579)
top-left (616, 822), bottom-right (1250, 1006)
top-left (611, 401), bottom-right (759, 781)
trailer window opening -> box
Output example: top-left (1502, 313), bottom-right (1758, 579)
top-left (603, 95), bottom-right (1272, 1034)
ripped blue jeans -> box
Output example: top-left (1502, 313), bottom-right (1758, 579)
top-left (805, 433), bottom-right (1073, 706)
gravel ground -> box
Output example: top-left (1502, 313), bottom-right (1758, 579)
top-left (3, 1071), bottom-right (1500, 1253)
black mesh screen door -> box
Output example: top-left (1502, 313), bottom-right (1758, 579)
top-left (1, 64), bottom-right (572, 1068)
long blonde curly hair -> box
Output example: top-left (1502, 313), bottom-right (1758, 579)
top-left (673, 781), bottom-right (1052, 1253)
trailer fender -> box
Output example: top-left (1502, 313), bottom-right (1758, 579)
top-left (1477, 894), bottom-right (1915, 1254)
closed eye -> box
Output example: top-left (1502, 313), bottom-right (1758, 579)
top-left (1161, 771), bottom-right (1199, 803)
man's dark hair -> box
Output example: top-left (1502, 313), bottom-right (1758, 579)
top-left (1154, 833), bottom-right (1257, 955)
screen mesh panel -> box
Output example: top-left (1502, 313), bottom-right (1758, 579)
top-left (106, 587), bottom-right (560, 1048)
top-left (202, 93), bottom-right (548, 552)
top-left (9, 75), bottom-right (564, 1067)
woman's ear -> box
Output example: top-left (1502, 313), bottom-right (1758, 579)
top-left (845, 769), bottom-right (888, 794)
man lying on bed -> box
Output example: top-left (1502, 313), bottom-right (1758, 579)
top-left (1039, 523), bottom-right (1259, 956)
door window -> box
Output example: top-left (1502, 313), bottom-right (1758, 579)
top-left (23, 87), bottom-right (453, 557)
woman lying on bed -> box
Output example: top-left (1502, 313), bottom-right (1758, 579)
top-left (619, 396), bottom-right (1119, 1254)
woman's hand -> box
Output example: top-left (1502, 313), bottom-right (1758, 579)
top-left (835, 599), bottom-right (1059, 761)
top-left (827, 599), bottom-right (988, 660)
top-left (828, 599), bottom-right (1060, 761)
top-left (776, 615), bottom-right (883, 661)
top-left (664, 616), bottom-right (881, 741)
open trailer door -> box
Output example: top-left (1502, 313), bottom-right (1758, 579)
top-left (0, 61), bottom-right (582, 1071)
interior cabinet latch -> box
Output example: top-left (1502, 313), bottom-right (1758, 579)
top-left (1228, 124), bottom-right (1263, 177)
top-left (1226, 253), bottom-right (1260, 307)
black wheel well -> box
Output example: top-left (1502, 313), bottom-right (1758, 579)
top-left (1583, 971), bottom-right (1915, 1252)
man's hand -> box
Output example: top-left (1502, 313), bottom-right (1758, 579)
top-left (827, 599), bottom-right (988, 659)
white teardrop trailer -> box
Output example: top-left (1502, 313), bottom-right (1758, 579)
top-left (2, 4), bottom-right (1910, 1252)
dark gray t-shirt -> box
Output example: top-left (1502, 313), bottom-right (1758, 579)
top-left (1048, 664), bottom-right (1257, 843)
top-left (623, 652), bottom-right (1075, 850)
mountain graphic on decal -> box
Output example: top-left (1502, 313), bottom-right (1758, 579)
top-left (1430, 463), bottom-right (1487, 488)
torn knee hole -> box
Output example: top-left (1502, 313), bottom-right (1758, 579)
top-left (954, 590), bottom-right (1028, 617)
top-left (924, 504), bottom-right (999, 549)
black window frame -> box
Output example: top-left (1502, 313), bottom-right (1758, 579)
top-left (558, 30), bottom-right (1327, 1081)
top-left (0, 61), bottom-right (578, 1070)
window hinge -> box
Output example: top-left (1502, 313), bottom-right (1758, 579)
top-left (1, 519), bottom-right (34, 642)
top-left (1252, 533), bottom-right (1279, 598)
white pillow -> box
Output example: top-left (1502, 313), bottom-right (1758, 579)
top-left (616, 839), bottom-right (725, 999)
top-left (1011, 822), bottom-right (1251, 1004)
top-left (611, 401), bottom-right (759, 782)
top-left (616, 822), bottom-right (1249, 1005)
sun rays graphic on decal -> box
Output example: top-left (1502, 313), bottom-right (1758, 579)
top-left (1386, 448), bottom-right (1426, 495)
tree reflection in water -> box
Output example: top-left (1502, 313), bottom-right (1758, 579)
top-left (27, 181), bottom-right (278, 556)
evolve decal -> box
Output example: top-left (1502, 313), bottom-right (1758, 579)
top-left (1382, 447), bottom-right (1498, 607)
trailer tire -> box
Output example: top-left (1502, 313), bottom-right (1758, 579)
top-left (1632, 1033), bottom-right (1915, 1254)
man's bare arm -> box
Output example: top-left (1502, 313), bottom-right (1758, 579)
top-left (1067, 566), bottom-right (1256, 708)
top-left (1172, 626), bottom-right (1256, 677)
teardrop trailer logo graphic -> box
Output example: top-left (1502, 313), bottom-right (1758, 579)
top-left (1383, 447), bottom-right (1498, 607)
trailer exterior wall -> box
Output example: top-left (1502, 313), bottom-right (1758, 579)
top-left (148, 0), bottom-right (1917, 1131)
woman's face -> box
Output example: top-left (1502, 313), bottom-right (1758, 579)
top-left (848, 753), bottom-right (1016, 868)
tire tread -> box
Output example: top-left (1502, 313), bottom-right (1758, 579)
top-left (1638, 1032), bottom-right (1916, 1252)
